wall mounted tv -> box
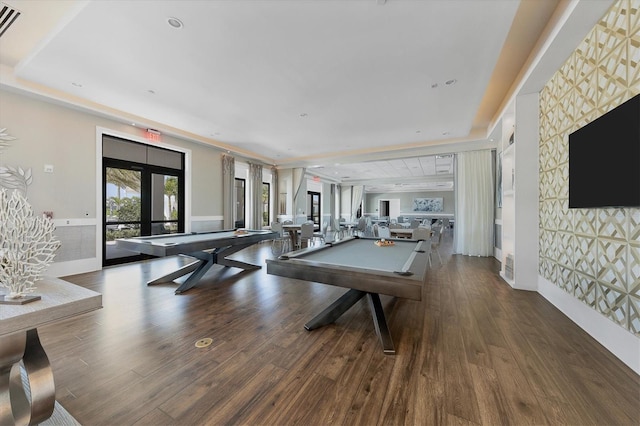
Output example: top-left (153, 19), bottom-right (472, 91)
top-left (569, 94), bottom-right (640, 208)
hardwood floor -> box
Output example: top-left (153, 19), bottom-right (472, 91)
top-left (39, 232), bottom-right (639, 425)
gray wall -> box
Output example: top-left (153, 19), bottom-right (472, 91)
top-left (365, 191), bottom-right (455, 216)
top-left (1, 89), bottom-right (226, 217)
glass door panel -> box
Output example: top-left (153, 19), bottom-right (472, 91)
top-left (235, 178), bottom-right (245, 228)
top-left (151, 173), bottom-right (180, 235)
top-left (105, 167), bottom-right (142, 263)
top-left (308, 191), bottom-right (321, 225)
top-left (262, 183), bottom-right (270, 227)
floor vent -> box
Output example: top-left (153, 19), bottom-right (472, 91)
top-left (0, 3), bottom-right (21, 38)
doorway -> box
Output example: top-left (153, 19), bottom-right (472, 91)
top-left (102, 136), bottom-right (185, 266)
top-left (307, 191), bottom-right (321, 224)
top-left (379, 200), bottom-right (389, 218)
top-left (379, 199), bottom-right (400, 221)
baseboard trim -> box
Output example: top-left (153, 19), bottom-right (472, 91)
top-left (48, 258), bottom-right (101, 278)
top-left (538, 275), bottom-right (640, 374)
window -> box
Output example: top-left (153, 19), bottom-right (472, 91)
top-left (235, 178), bottom-right (245, 228)
top-left (307, 191), bottom-right (321, 225)
top-left (262, 182), bottom-right (270, 227)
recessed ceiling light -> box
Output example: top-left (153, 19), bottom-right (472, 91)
top-left (167, 17), bottom-right (183, 29)
top-left (299, 113), bottom-right (308, 117)
top-left (416, 130), bottom-right (421, 133)
top-left (431, 83), bottom-right (438, 89)
top-left (71, 82), bottom-right (82, 87)
top-left (445, 79), bottom-right (457, 85)
top-left (442, 131), bottom-right (450, 135)
top-left (147, 89), bottom-right (155, 94)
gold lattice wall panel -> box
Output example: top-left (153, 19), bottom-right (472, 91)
top-left (539, 0), bottom-right (640, 335)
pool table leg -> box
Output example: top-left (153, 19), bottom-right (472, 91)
top-left (147, 257), bottom-right (201, 286)
top-left (367, 293), bottom-right (395, 355)
top-left (304, 289), bottom-right (366, 330)
top-left (215, 243), bottom-right (263, 270)
top-left (304, 290), bottom-right (396, 355)
top-left (173, 252), bottom-right (216, 294)
top-left (149, 243), bottom-right (264, 294)
top-left (147, 251), bottom-right (215, 294)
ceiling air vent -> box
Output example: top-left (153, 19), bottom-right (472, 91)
top-left (0, 3), bottom-right (21, 38)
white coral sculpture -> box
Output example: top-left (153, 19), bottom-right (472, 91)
top-left (0, 189), bottom-right (61, 298)
top-left (0, 127), bottom-right (17, 153)
top-left (0, 127), bottom-right (32, 195)
top-left (0, 165), bottom-right (33, 194)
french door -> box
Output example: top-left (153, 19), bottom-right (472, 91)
top-left (235, 178), bottom-right (245, 228)
top-left (307, 191), bottom-right (321, 225)
top-left (103, 158), bottom-right (184, 266)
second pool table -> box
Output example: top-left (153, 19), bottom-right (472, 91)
top-left (266, 236), bottom-right (430, 354)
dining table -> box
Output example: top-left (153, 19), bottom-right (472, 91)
top-left (340, 221), bottom-right (358, 235)
top-left (282, 223), bottom-right (319, 248)
top-left (390, 227), bottom-right (432, 239)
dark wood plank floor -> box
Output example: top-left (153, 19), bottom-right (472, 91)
top-left (39, 232), bottom-right (639, 425)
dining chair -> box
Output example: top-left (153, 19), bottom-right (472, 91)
top-left (270, 221), bottom-right (291, 255)
top-left (378, 226), bottom-right (391, 239)
top-left (429, 226), bottom-right (444, 267)
top-left (411, 227), bottom-right (431, 241)
top-left (357, 217), bottom-right (367, 236)
top-left (332, 219), bottom-right (344, 240)
top-left (313, 221), bottom-right (328, 244)
top-left (299, 222), bottom-right (315, 248)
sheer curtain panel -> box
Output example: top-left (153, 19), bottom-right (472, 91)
top-left (351, 185), bottom-right (364, 221)
top-left (454, 150), bottom-right (494, 256)
top-left (271, 167), bottom-right (279, 224)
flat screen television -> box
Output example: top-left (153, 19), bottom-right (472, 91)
top-left (568, 94), bottom-right (640, 208)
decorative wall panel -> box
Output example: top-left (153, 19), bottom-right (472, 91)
top-left (54, 226), bottom-right (96, 262)
top-left (539, 0), bottom-right (640, 335)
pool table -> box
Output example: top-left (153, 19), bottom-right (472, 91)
top-left (266, 236), bottom-right (430, 354)
top-left (116, 229), bottom-right (277, 294)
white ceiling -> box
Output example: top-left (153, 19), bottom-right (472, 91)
top-left (0, 0), bottom-right (613, 190)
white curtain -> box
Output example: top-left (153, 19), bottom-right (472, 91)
top-left (222, 154), bottom-right (235, 229)
top-left (271, 166), bottom-right (278, 223)
top-left (454, 150), bottom-right (494, 256)
top-left (292, 167), bottom-right (306, 223)
top-left (248, 162), bottom-right (263, 229)
top-left (351, 185), bottom-right (364, 220)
